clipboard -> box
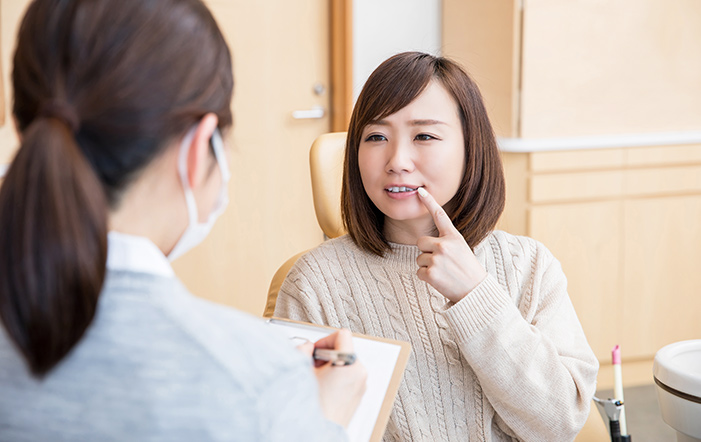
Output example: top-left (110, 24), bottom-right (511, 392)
top-left (266, 317), bottom-right (411, 442)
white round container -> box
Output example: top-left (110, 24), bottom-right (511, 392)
top-left (653, 340), bottom-right (701, 442)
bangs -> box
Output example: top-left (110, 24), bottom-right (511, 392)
top-left (352, 53), bottom-right (436, 130)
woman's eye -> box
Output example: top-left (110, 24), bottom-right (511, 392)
top-left (415, 133), bottom-right (436, 141)
top-left (365, 134), bottom-right (387, 142)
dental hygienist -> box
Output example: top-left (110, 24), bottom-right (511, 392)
top-left (0, 0), bottom-right (365, 440)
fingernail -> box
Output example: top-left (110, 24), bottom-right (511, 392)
top-left (417, 187), bottom-right (427, 197)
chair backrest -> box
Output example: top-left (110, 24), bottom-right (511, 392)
top-left (309, 132), bottom-right (347, 239)
top-left (264, 132), bottom-right (347, 317)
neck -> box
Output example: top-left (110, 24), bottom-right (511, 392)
top-left (108, 151), bottom-right (187, 256)
top-left (383, 215), bottom-right (437, 244)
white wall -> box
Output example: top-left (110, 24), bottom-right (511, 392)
top-left (352, 0), bottom-right (442, 101)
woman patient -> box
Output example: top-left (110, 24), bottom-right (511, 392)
top-left (275, 52), bottom-right (599, 441)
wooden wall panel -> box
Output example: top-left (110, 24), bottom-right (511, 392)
top-left (520, 0), bottom-right (701, 138)
top-left (0, 4), bottom-right (4, 128)
top-left (442, 0), bottom-right (521, 137)
top-left (0, 0), bottom-right (32, 164)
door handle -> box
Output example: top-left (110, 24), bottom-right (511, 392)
top-left (292, 105), bottom-right (325, 119)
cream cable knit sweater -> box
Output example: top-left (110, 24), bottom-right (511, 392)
top-left (274, 230), bottom-right (598, 442)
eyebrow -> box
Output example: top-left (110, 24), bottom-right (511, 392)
top-left (367, 119), bottom-right (447, 127)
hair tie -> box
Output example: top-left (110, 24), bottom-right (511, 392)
top-left (38, 100), bottom-right (80, 133)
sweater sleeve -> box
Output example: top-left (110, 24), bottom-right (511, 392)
top-left (440, 241), bottom-right (599, 441)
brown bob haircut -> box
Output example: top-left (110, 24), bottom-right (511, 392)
top-left (341, 51), bottom-right (505, 256)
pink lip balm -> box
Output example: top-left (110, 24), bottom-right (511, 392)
top-left (612, 345), bottom-right (627, 435)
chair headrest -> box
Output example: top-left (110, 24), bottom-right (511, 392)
top-left (310, 132), bottom-right (347, 238)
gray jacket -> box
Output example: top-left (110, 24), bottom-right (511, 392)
top-left (0, 270), bottom-right (346, 441)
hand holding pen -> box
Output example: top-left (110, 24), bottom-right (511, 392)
top-left (294, 329), bottom-right (358, 367)
top-left (297, 329), bottom-right (367, 428)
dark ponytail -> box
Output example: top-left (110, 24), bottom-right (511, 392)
top-left (1, 0), bottom-right (233, 376)
top-left (0, 118), bottom-right (107, 376)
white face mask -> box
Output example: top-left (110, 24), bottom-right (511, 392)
top-left (168, 126), bottom-right (230, 261)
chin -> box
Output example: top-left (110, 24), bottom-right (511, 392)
top-left (379, 207), bottom-right (427, 223)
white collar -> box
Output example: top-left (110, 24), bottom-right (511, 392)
top-left (106, 231), bottom-right (175, 278)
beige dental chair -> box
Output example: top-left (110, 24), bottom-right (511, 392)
top-left (263, 132), bottom-right (608, 442)
top-left (264, 132), bottom-right (347, 318)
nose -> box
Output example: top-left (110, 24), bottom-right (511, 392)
top-left (385, 140), bottom-right (415, 174)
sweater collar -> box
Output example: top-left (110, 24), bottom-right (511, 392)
top-left (349, 238), bottom-right (424, 273)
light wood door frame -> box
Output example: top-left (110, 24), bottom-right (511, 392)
top-left (330, 0), bottom-right (352, 132)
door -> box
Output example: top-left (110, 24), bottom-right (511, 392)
top-left (172, 0), bottom-right (331, 315)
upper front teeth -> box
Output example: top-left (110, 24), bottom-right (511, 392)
top-left (388, 186), bottom-right (417, 193)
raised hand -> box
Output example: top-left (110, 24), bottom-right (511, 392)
top-left (416, 187), bottom-right (487, 303)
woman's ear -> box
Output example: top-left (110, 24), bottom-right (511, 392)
top-left (186, 113), bottom-right (219, 189)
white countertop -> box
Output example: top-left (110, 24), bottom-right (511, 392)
top-left (498, 131), bottom-right (701, 153)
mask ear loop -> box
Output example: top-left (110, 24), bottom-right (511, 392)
top-left (208, 128), bottom-right (230, 214)
top-left (210, 128), bottom-right (231, 182)
top-left (177, 126), bottom-right (230, 221)
top-left (177, 126), bottom-right (200, 227)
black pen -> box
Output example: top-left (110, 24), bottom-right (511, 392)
top-left (313, 348), bottom-right (357, 366)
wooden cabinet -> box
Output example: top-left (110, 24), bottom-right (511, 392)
top-left (622, 195), bottom-right (701, 357)
top-left (499, 146), bottom-right (701, 388)
top-left (443, 0), bottom-right (701, 139)
top-left (528, 201), bottom-right (622, 362)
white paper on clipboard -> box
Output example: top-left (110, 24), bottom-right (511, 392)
top-left (266, 318), bottom-right (411, 442)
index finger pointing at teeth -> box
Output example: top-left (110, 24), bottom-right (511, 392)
top-left (417, 187), bottom-right (458, 236)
